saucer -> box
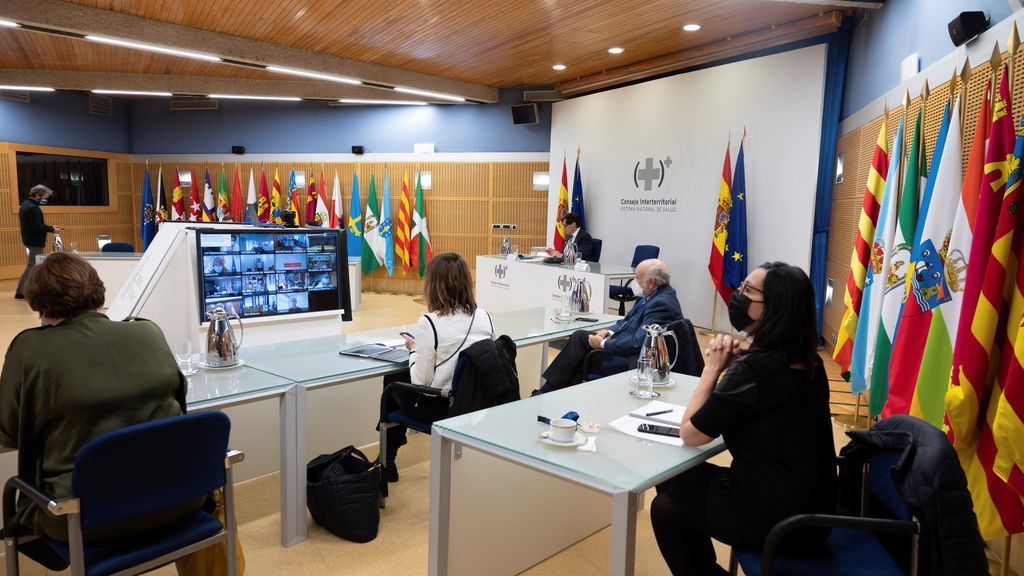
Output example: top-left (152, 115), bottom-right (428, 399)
top-left (198, 359), bottom-right (246, 370)
top-left (628, 389), bottom-right (661, 399)
top-left (539, 431), bottom-right (587, 447)
top-left (629, 375), bottom-right (676, 388)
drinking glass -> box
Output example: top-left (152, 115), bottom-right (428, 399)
top-left (68, 242), bottom-right (78, 252)
top-left (175, 339), bottom-right (198, 375)
top-left (635, 358), bottom-right (654, 399)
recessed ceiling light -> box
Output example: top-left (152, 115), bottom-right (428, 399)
top-left (209, 94), bottom-right (302, 101)
top-left (394, 87), bottom-right (465, 102)
top-left (682, 23), bottom-right (702, 32)
top-left (0, 20), bottom-right (19, 27)
top-left (0, 85), bottom-right (54, 91)
top-left (553, 64), bottom-right (567, 71)
top-left (339, 99), bottom-right (428, 105)
top-left (92, 89), bottom-right (173, 97)
top-left (86, 35), bottom-right (221, 62)
top-left (266, 66), bottom-right (361, 85)
top-left (608, 47), bottom-right (624, 54)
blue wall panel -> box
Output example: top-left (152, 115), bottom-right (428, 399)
top-left (844, 0), bottom-right (1011, 118)
top-left (0, 91), bottom-right (131, 152)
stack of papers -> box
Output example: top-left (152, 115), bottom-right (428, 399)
top-left (628, 400), bottom-right (685, 425)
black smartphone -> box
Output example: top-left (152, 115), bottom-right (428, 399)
top-left (638, 423), bottom-right (680, 437)
top-left (576, 317), bottom-right (599, 322)
top-left (399, 331), bottom-right (415, 340)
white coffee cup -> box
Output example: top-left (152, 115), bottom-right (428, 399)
top-left (549, 418), bottom-right (577, 443)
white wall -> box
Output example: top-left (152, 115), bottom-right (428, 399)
top-left (549, 44), bottom-right (828, 329)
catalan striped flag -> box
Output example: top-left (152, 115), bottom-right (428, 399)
top-left (883, 97), bottom-right (958, 426)
top-left (834, 117), bottom-right (889, 378)
top-left (849, 116), bottom-right (904, 395)
top-left (553, 156), bottom-right (569, 252)
top-left (946, 65), bottom-right (1024, 539)
top-left (396, 171), bottom-right (413, 273)
top-left (708, 143), bottom-right (732, 304)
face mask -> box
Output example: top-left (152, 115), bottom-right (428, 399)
top-left (630, 280), bottom-right (645, 298)
top-left (728, 290), bottom-right (755, 332)
top-left (213, 266), bottom-right (224, 273)
top-left (38, 198), bottom-right (48, 205)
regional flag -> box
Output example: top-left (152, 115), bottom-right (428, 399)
top-left (171, 169), bottom-right (185, 221)
top-left (884, 97), bottom-right (959, 426)
top-left (722, 138), bottom-right (747, 293)
top-left (553, 156), bottom-right (568, 252)
top-left (381, 169), bottom-right (395, 276)
top-left (347, 169), bottom-right (363, 258)
top-left (869, 106), bottom-right (925, 417)
top-left (271, 169), bottom-right (283, 224)
top-left (288, 171), bottom-right (302, 226)
top-left (230, 168), bottom-right (244, 223)
top-left (257, 169), bottom-right (271, 224)
top-left (411, 170), bottom-right (432, 277)
top-left (396, 171), bottom-right (413, 273)
top-left (202, 170), bottom-right (216, 222)
top-left (834, 117), bottom-right (889, 377)
top-left (849, 115), bottom-right (905, 395)
top-left (313, 171), bottom-right (329, 226)
top-left (140, 167), bottom-right (155, 250)
top-left (154, 166), bottom-right (168, 227)
top-left (305, 174), bottom-right (318, 225)
top-left (362, 171), bottom-right (384, 275)
top-left (708, 142), bottom-right (732, 304)
top-left (188, 170), bottom-right (202, 221)
top-left (245, 169), bottom-right (258, 224)
top-left (330, 171), bottom-right (342, 229)
top-left (571, 149), bottom-right (586, 230)
top-left (217, 168), bottom-right (230, 221)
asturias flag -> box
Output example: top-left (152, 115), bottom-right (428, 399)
top-left (722, 138), bottom-right (747, 293)
top-left (708, 142), bottom-right (732, 304)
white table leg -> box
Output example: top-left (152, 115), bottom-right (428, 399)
top-left (610, 490), bottom-right (638, 576)
top-left (429, 432), bottom-right (453, 576)
top-left (280, 384), bottom-right (308, 547)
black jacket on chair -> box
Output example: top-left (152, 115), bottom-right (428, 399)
top-left (840, 415), bottom-right (988, 576)
top-left (447, 335), bottom-right (520, 418)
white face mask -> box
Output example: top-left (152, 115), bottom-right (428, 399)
top-left (631, 279), bottom-right (645, 298)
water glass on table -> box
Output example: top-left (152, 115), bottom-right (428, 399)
top-left (635, 358), bottom-right (654, 399)
top-left (175, 339), bottom-right (198, 376)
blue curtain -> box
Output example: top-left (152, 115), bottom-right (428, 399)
top-left (810, 21), bottom-right (852, 343)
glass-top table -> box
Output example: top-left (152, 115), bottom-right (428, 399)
top-left (429, 371), bottom-right (725, 576)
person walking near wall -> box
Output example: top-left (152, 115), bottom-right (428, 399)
top-left (15, 185), bottom-right (61, 300)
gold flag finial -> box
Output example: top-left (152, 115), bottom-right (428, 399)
top-left (742, 126), bottom-right (747, 141)
top-left (902, 89), bottom-right (910, 109)
top-left (1010, 22), bottom-right (1020, 57)
top-left (920, 79), bottom-right (930, 102)
top-left (990, 43), bottom-right (1003, 76)
top-left (576, 145), bottom-right (580, 156)
top-left (960, 57), bottom-right (972, 85)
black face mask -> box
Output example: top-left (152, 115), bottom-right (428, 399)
top-left (728, 290), bottom-right (755, 332)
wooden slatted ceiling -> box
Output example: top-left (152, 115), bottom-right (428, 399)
top-left (17, 0), bottom-right (831, 88)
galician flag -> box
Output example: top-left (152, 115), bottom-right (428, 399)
top-left (411, 170), bottom-right (432, 277)
top-left (553, 156), bottom-right (568, 252)
top-left (362, 171), bottom-right (384, 275)
top-left (834, 116), bottom-right (889, 378)
top-left (883, 97), bottom-right (958, 426)
top-left (330, 171), bottom-right (343, 229)
top-left (396, 171), bottom-right (413, 274)
top-left (382, 169), bottom-right (395, 276)
top-left (708, 142), bottom-right (733, 304)
top-left (869, 106), bottom-right (925, 417)
top-left (849, 115), bottom-right (905, 395)
top-left (170, 169), bottom-right (185, 221)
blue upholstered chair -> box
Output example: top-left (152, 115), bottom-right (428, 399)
top-left (100, 242), bottom-right (134, 253)
top-left (589, 238), bottom-right (603, 263)
top-left (3, 412), bottom-right (244, 576)
top-left (609, 245), bottom-right (660, 315)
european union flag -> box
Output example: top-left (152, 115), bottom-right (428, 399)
top-left (723, 140), bottom-right (747, 289)
top-left (572, 152), bottom-right (586, 230)
top-left (140, 167), bottom-right (156, 251)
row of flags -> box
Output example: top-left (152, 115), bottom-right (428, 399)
top-left (138, 166), bottom-right (433, 277)
top-left (708, 135), bottom-right (749, 304)
top-left (551, 149), bottom-right (587, 250)
top-left (833, 61), bottom-right (1024, 539)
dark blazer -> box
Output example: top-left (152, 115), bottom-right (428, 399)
top-left (19, 199), bottom-right (54, 247)
top-left (567, 229), bottom-right (596, 262)
top-left (599, 284), bottom-right (683, 374)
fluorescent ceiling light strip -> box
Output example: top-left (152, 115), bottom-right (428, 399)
top-left (86, 35), bottom-right (221, 62)
top-left (93, 89), bottom-right (172, 96)
top-left (209, 94), bottom-right (302, 101)
top-left (0, 85), bottom-right (54, 91)
top-left (266, 66), bottom-right (361, 85)
top-left (339, 99), bottom-right (427, 105)
top-left (0, 20), bottom-right (19, 27)
top-left (394, 87), bottom-right (465, 102)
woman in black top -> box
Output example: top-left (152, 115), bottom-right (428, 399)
top-left (651, 262), bottom-right (837, 575)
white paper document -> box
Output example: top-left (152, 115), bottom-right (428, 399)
top-left (608, 414), bottom-right (683, 447)
top-left (628, 400), bottom-right (686, 426)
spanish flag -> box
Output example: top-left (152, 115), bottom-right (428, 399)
top-left (553, 156), bottom-right (569, 252)
top-left (708, 142), bottom-right (732, 304)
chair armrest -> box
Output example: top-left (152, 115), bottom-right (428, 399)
top-left (225, 449), bottom-right (245, 468)
top-left (3, 477), bottom-right (80, 531)
top-left (761, 513), bottom-right (919, 576)
top-left (380, 381), bottom-right (448, 420)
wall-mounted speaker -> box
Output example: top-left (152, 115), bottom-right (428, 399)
top-left (231, 145), bottom-right (245, 155)
top-left (949, 11), bottom-right (989, 46)
top-left (352, 145), bottom-right (365, 155)
top-left (511, 103), bottom-right (539, 125)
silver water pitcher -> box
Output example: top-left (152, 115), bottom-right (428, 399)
top-left (205, 306), bottom-right (244, 367)
top-left (638, 324), bottom-right (678, 384)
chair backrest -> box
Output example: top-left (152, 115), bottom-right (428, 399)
top-left (448, 336), bottom-right (520, 417)
top-left (631, 245), bottom-right (660, 267)
top-left (72, 412), bottom-right (230, 530)
top-left (667, 318), bottom-right (704, 377)
top-left (590, 238), bottom-right (603, 262)
top-left (101, 242), bottom-right (134, 253)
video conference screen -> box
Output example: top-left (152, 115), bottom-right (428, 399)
top-left (196, 228), bottom-right (351, 323)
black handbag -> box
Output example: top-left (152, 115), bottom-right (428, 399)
top-left (306, 446), bottom-right (381, 542)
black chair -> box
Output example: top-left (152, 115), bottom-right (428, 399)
top-left (101, 242), bottom-right (134, 253)
top-left (589, 238), bottom-right (603, 263)
top-left (582, 318), bottom-right (703, 381)
top-left (3, 412), bottom-right (244, 576)
top-left (609, 244), bottom-right (660, 315)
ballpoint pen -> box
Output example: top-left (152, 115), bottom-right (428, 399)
top-left (645, 409), bottom-right (673, 417)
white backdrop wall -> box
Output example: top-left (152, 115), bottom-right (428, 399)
top-left (548, 44), bottom-right (828, 329)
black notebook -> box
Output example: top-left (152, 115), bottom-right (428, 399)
top-left (339, 343), bottom-right (411, 364)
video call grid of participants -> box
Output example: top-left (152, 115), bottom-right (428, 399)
top-left (200, 232), bottom-right (340, 320)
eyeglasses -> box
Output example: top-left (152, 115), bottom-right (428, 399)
top-left (739, 280), bottom-right (764, 302)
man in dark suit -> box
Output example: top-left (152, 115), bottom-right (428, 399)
top-left (537, 258), bottom-right (684, 392)
top-left (547, 212), bottom-right (596, 262)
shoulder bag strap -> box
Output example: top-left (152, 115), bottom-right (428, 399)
top-left (435, 311), bottom-right (476, 368)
